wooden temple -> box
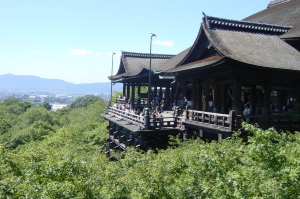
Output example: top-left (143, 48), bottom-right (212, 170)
top-left (102, 0), bottom-right (300, 152)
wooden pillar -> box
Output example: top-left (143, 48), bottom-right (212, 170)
top-left (221, 86), bottom-right (228, 114)
top-left (159, 86), bottom-right (163, 102)
top-left (197, 81), bottom-right (202, 110)
top-left (154, 87), bottom-right (157, 100)
top-left (277, 90), bottom-right (286, 111)
top-left (256, 89), bottom-right (262, 115)
top-left (263, 84), bottom-right (271, 116)
top-left (131, 83), bottom-right (135, 107)
top-left (199, 129), bottom-right (203, 138)
top-left (204, 84), bottom-right (209, 111)
top-left (250, 85), bottom-right (256, 115)
top-left (233, 79), bottom-right (242, 115)
top-left (213, 81), bottom-right (220, 112)
top-left (218, 134), bottom-right (222, 141)
top-left (123, 83), bottom-right (126, 96)
top-left (138, 84), bottom-right (141, 96)
top-left (171, 86), bottom-right (175, 105)
top-left (191, 81), bottom-right (196, 109)
top-left (126, 83), bottom-right (130, 100)
top-left (165, 86), bottom-right (170, 107)
top-left (182, 81), bottom-right (187, 108)
top-left (295, 84), bottom-right (300, 105)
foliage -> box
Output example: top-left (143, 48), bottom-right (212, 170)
top-left (1, 96), bottom-right (300, 198)
top-left (283, 102), bottom-right (300, 120)
top-left (69, 95), bottom-right (101, 109)
top-left (40, 102), bottom-right (52, 111)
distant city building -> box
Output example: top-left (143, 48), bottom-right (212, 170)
top-left (56, 94), bottom-right (66, 98)
top-left (51, 103), bottom-right (68, 111)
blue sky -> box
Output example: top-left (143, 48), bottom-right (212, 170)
top-left (0, 0), bottom-right (270, 84)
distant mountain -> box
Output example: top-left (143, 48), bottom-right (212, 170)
top-left (0, 74), bottom-right (123, 94)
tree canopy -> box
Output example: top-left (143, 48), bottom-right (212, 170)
top-left (1, 96), bottom-right (300, 198)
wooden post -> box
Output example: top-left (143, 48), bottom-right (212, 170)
top-left (123, 83), bottom-right (126, 97)
top-left (199, 129), bottom-right (203, 137)
top-left (250, 85), bottom-right (256, 116)
top-left (197, 81), bottom-right (202, 110)
top-left (131, 83), bottom-right (135, 107)
top-left (218, 133), bottom-right (222, 141)
top-left (221, 86), bottom-right (228, 114)
top-left (214, 81), bottom-right (220, 112)
top-left (191, 80), bottom-right (196, 109)
top-left (144, 108), bottom-right (150, 130)
top-left (182, 81), bottom-right (187, 108)
top-left (233, 79), bottom-right (242, 115)
top-left (185, 106), bottom-right (188, 121)
top-left (159, 86), bottom-right (163, 102)
top-left (204, 84), bottom-right (209, 111)
top-left (263, 84), bottom-right (271, 116)
top-left (165, 86), bottom-right (170, 107)
top-left (154, 86), bottom-right (157, 100)
top-left (126, 83), bottom-right (130, 101)
top-left (229, 110), bottom-right (235, 131)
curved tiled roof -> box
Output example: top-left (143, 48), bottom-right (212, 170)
top-left (109, 51), bottom-right (174, 80)
top-left (164, 55), bottom-right (224, 73)
top-left (164, 15), bottom-right (300, 74)
top-left (204, 16), bottom-right (300, 71)
top-left (243, 0), bottom-right (300, 38)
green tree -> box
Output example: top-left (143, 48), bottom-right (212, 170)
top-left (69, 95), bottom-right (101, 109)
top-left (40, 102), bottom-right (52, 111)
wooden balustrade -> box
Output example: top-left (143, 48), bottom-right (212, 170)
top-left (186, 109), bottom-right (235, 131)
top-left (150, 117), bottom-right (177, 128)
top-left (107, 107), bottom-right (144, 128)
top-left (107, 107), bottom-right (177, 129)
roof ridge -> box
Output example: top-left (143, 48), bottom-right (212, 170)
top-left (268, 0), bottom-right (290, 8)
top-left (203, 15), bottom-right (292, 33)
top-left (122, 51), bottom-right (175, 59)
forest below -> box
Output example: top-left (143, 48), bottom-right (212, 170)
top-left (1, 94), bottom-right (300, 198)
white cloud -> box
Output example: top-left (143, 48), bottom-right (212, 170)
top-left (32, 50), bottom-right (41, 54)
top-left (95, 52), bottom-right (101, 56)
top-left (153, 40), bottom-right (174, 47)
top-left (69, 49), bottom-right (92, 56)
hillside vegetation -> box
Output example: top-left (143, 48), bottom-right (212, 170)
top-left (1, 96), bottom-right (300, 198)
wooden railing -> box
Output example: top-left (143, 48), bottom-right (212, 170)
top-left (186, 109), bottom-right (235, 131)
top-left (107, 107), bottom-right (144, 128)
top-left (150, 117), bottom-right (177, 128)
top-left (107, 107), bottom-right (177, 129)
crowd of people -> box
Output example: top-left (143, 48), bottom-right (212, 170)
top-left (108, 95), bottom-right (168, 118)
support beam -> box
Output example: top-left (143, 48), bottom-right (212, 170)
top-left (197, 81), bottom-right (202, 110)
top-left (126, 83), bottom-right (130, 102)
top-left (263, 84), bottom-right (271, 116)
top-left (191, 81), bottom-right (196, 109)
top-left (233, 79), bottom-right (242, 115)
top-left (204, 84), bottom-right (209, 111)
top-left (250, 86), bottom-right (256, 115)
top-left (123, 83), bottom-right (126, 97)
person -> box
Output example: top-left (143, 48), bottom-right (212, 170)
top-left (208, 100), bottom-right (214, 112)
top-left (155, 95), bottom-right (160, 106)
top-left (151, 100), bottom-right (155, 112)
top-left (172, 103), bottom-right (176, 116)
top-left (183, 97), bottom-right (188, 109)
top-left (160, 101), bottom-right (165, 113)
top-left (243, 104), bottom-right (250, 122)
top-left (137, 95), bottom-right (141, 108)
top-left (213, 104), bottom-right (218, 113)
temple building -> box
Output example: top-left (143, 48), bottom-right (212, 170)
top-left (102, 0), bottom-right (300, 152)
